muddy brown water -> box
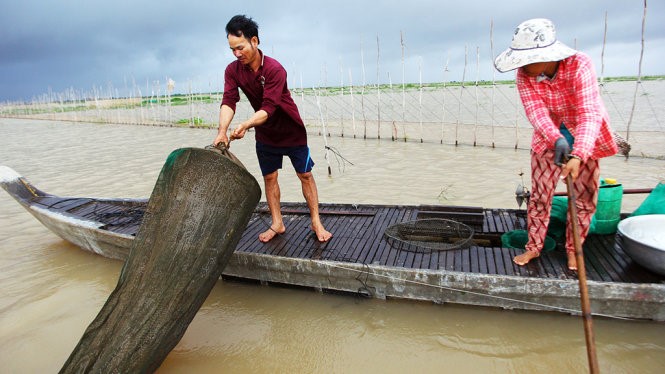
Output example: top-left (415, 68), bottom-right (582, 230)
top-left (1, 118), bottom-right (664, 372)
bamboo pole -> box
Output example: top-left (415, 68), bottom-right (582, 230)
top-left (401, 31), bottom-right (407, 142)
top-left (323, 63), bottom-right (329, 136)
top-left (441, 57), bottom-right (449, 145)
top-left (626, 0), bottom-right (648, 143)
top-left (349, 69), bottom-right (357, 138)
top-left (490, 19), bottom-right (496, 148)
top-left (339, 58), bottom-right (344, 137)
top-left (474, 46), bottom-right (480, 147)
top-left (554, 187), bottom-right (652, 197)
top-left (565, 173), bottom-right (599, 374)
top-left (514, 85), bottom-right (519, 150)
top-left (419, 57), bottom-right (423, 143)
top-left (600, 12), bottom-right (607, 85)
top-left (388, 71), bottom-right (398, 140)
top-left (360, 38), bottom-right (367, 139)
top-left (456, 45), bottom-right (468, 146)
top-left (376, 35), bottom-right (381, 140)
top-left (314, 87), bottom-right (333, 175)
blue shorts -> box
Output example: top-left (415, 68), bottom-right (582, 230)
top-left (256, 142), bottom-right (314, 176)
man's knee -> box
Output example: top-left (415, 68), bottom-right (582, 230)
top-left (263, 171), bottom-right (279, 184)
top-left (296, 171), bottom-right (313, 182)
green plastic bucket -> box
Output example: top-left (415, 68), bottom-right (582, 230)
top-left (501, 230), bottom-right (557, 252)
top-left (592, 182), bottom-right (623, 234)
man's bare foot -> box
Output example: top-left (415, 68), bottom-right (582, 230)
top-left (513, 250), bottom-right (540, 266)
top-left (312, 223), bottom-right (332, 242)
top-left (567, 252), bottom-right (578, 271)
top-left (259, 225), bottom-right (285, 243)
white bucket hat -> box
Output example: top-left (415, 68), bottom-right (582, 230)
top-left (494, 18), bottom-right (577, 73)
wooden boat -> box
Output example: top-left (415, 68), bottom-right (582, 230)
top-left (2, 165), bottom-right (664, 321)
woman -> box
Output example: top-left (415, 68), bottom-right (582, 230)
top-left (494, 18), bottom-right (618, 270)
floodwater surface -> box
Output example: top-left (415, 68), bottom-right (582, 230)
top-left (1, 118), bottom-right (664, 373)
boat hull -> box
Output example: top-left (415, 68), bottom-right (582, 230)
top-left (2, 166), bottom-right (665, 321)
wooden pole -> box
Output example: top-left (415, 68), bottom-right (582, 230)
top-left (401, 30), bottom-right (407, 142)
top-left (554, 187), bottom-right (652, 196)
top-left (490, 19), bottom-right (496, 148)
top-left (626, 0), bottom-right (648, 142)
top-left (565, 173), bottom-right (600, 374)
top-left (474, 46), bottom-right (479, 147)
top-left (376, 35), bottom-right (381, 140)
top-left (455, 45), bottom-right (468, 146)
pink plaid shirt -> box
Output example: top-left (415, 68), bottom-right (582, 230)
top-left (516, 53), bottom-right (618, 161)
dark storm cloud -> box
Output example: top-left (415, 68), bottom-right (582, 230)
top-left (1, 0), bottom-right (663, 102)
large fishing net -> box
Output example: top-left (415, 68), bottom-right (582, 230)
top-left (384, 218), bottom-right (474, 252)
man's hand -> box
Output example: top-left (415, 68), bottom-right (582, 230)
top-left (213, 133), bottom-right (229, 147)
top-left (230, 124), bottom-right (248, 140)
top-left (554, 137), bottom-right (570, 166)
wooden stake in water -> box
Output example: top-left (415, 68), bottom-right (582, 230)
top-left (360, 37), bottom-right (367, 139)
top-left (348, 69), bottom-right (357, 138)
top-left (419, 58), bottom-right (424, 143)
top-left (401, 30), bottom-right (407, 142)
top-left (489, 19), bottom-right (496, 148)
top-left (314, 87), bottom-right (333, 175)
top-left (376, 35), bottom-right (381, 140)
top-left (474, 46), bottom-right (480, 147)
top-left (627, 0), bottom-right (648, 143)
top-left (441, 57), bottom-right (449, 145)
top-left (339, 58), bottom-right (345, 138)
top-left (455, 45), bottom-right (468, 146)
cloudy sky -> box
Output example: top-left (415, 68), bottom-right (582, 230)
top-left (1, 0), bottom-right (663, 102)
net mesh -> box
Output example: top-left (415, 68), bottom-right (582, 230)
top-left (384, 218), bottom-right (474, 252)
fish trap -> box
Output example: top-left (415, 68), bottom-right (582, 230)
top-left (384, 218), bottom-right (475, 252)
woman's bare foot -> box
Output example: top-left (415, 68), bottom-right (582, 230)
top-left (567, 252), bottom-right (578, 271)
top-left (513, 250), bottom-right (540, 266)
top-left (259, 225), bottom-right (286, 243)
top-left (312, 222), bottom-right (332, 242)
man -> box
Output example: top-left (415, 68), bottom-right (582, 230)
top-left (494, 18), bottom-right (618, 270)
top-left (214, 15), bottom-right (332, 243)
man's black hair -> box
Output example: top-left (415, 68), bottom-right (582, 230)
top-left (226, 15), bottom-right (260, 44)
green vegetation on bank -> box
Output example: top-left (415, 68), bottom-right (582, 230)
top-left (1, 75), bottom-right (662, 120)
top-left (176, 117), bottom-right (206, 127)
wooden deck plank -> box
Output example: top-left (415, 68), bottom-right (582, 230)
top-left (590, 235), bottom-right (631, 282)
top-left (491, 247), bottom-right (505, 275)
top-left (283, 215), bottom-right (316, 258)
top-left (584, 237), bottom-right (617, 282)
top-left (484, 210), bottom-right (497, 233)
top-left (384, 208), bottom-right (415, 267)
top-left (349, 208), bottom-right (387, 265)
top-left (365, 207), bottom-right (404, 266)
top-left (308, 207), bottom-right (350, 261)
top-left (324, 211), bottom-right (372, 261)
top-left (303, 205), bottom-right (348, 258)
top-left (235, 218), bottom-right (265, 253)
top-left (612, 236), bottom-right (663, 283)
top-left (342, 214), bottom-right (378, 262)
top-left (404, 209), bottom-right (423, 269)
top-left (30, 195), bottom-right (665, 286)
top-left (593, 235), bottom-right (651, 283)
top-left (477, 246), bottom-right (488, 274)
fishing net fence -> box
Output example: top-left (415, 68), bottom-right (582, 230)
top-left (1, 79), bottom-right (663, 158)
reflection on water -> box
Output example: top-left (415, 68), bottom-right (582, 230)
top-left (1, 119), bottom-right (664, 372)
